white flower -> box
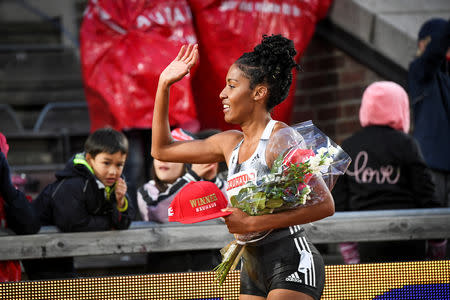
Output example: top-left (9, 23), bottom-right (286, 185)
top-left (324, 157), bottom-right (334, 165)
top-left (298, 185), bottom-right (312, 205)
top-left (317, 147), bottom-right (328, 156)
top-left (328, 146), bottom-right (339, 156)
top-left (307, 156), bottom-right (322, 172)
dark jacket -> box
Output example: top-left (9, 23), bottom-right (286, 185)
top-left (1, 153), bottom-right (41, 235)
top-left (0, 152), bottom-right (40, 282)
top-left (23, 153), bottom-right (134, 280)
top-left (408, 20), bottom-right (450, 172)
top-left (34, 152), bottom-right (134, 232)
top-left (332, 126), bottom-right (439, 211)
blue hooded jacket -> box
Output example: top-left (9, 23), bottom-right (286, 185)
top-left (408, 19), bottom-right (450, 171)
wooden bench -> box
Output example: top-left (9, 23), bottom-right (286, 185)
top-left (1, 208), bottom-right (449, 261)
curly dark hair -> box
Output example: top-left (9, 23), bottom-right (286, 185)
top-left (235, 34), bottom-right (300, 110)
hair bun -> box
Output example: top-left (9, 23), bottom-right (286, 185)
top-left (254, 34), bottom-right (298, 71)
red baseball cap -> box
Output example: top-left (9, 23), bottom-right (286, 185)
top-left (168, 181), bottom-right (231, 224)
top-left (171, 128), bottom-right (195, 141)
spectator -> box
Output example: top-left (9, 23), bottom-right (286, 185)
top-left (137, 128), bottom-right (226, 223)
top-left (332, 81), bottom-right (444, 264)
top-left (408, 18), bottom-right (450, 208)
top-left (23, 128), bottom-right (134, 280)
top-left (138, 128), bottom-right (226, 272)
top-left (0, 133), bottom-right (40, 282)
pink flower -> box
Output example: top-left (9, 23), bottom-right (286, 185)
top-left (282, 148), bottom-right (315, 184)
top-left (282, 148), bottom-right (315, 166)
top-left (297, 183), bottom-right (307, 192)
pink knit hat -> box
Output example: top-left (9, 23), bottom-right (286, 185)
top-left (359, 81), bottom-right (410, 133)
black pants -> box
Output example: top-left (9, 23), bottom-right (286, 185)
top-left (240, 227), bottom-right (325, 300)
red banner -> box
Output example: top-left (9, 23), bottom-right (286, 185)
top-left (188, 0), bottom-right (332, 130)
top-left (80, 0), bottom-right (199, 132)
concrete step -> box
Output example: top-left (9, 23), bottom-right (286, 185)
top-left (0, 49), bottom-right (85, 128)
top-left (0, 50), bottom-right (82, 93)
top-left (0, 21), bottom-right (61, 45)
top-left (6, 132), bottom-right (87, 166)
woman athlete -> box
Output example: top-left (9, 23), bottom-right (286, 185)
top-left (151, 34), bottom-right (334, 300)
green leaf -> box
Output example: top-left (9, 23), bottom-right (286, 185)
top-left (253, 192), bottom-right (266, 211)
top-left (266, 198), bottom-right (284, 208)
top-left (271, 153), bottom-right (284, 174)
top-left (235, 187), bottom-right (253, 204)
top-left (230, 195), bottom-right (238, 207)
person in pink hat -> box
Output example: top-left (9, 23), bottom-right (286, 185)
top-left (151, 35), bottom-right (334, 300)
top-left (332, 81), bottom-right (445, 264)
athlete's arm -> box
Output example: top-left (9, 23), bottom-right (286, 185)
top-left (222, 174), bottom-right (335, 234)
top-left (151, 44), bottom-right (239, 164)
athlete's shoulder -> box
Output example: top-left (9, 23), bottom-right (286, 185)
top-left (223, 129), bottom-right (244, 138)
top-left (272, 120), bottom-right (290, 133)
top-left (200, 129), bottom-right (242, 152)
top-left (210, 129), bottom-right (242, 142)
top-left (208, 130), bottom-right (243, 160)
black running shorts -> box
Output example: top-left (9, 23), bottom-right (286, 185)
top-left (240, 226), bottom-right (325, 299)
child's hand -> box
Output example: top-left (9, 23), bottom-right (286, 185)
top-left (159, 44), bottom-right (198, 86)
top-left (115, 178), bottom-right (127, 209)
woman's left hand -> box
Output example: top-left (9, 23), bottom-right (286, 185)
top-left (221, 207), bottom-right (253, 234)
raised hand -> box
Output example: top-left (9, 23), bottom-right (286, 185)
top-left (159, 44), bottom-right (199, 86)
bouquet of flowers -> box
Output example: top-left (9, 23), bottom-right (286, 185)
top-left (214, 120), bottom-right (351, 285)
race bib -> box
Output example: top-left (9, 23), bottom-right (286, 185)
top-left (226, 169), bottom-right (257, 199)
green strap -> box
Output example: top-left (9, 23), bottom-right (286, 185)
top-left (73, 153), bottom-right (94, 174)
top-left (106, 185), bottom-right (128, 212)
top-left (117, 197), bottom-right (128, 212)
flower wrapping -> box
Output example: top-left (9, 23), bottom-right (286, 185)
top-left (214, 120), bottom-right (351, 285)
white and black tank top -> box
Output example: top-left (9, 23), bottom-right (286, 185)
top-left (226, 119), bottom-right (276, 198)
top-left (226, 120), bottom-right (277, 243)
